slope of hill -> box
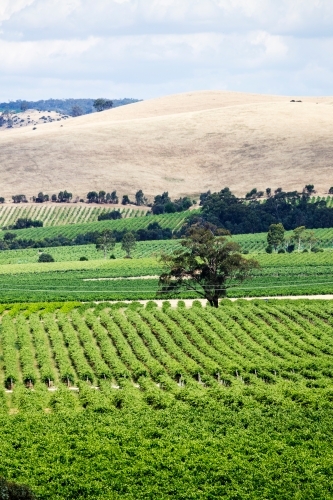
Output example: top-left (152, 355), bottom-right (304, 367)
top-left (1, 90), bottom-right (332, 199)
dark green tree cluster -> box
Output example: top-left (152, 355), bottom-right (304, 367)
top-left (152, 192), bottom-right (193, 215)
top-left (51, 190), bottom-right (72, 203)
top-left (12, 194), bottom-right (27, 203)
top-left (32, 192), bottom-right (49, 203)
top-left (97, 210), bottom-right (122, 221)
top-left (93, 98), bottom-right (113, 112)
top-left (135, 190), bottom-right (147, 206)
top-left (192, 186), bottom-right (333, 234)
top-left (11, 218), bottom-right (43, 230)
top-left (38, 253), bottom-right (54, 263)
top-left (87, 191), bottom-right (118, 204)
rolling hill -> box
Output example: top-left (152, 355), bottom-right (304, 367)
top-left (1, 90), bottom-right (333, 200)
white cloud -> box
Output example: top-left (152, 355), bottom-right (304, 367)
top-left (0, 0), bottom-right (332, 100)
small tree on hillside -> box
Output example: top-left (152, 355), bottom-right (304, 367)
top-left (122, 195), bottom-right (130, 205)
top-left (58, 190), bottom-right (72, 202)
top-left (158, 225), bottom-right (259, 307)
top-left (93, 98), bottom-right (113, 112)
top-left (267, 223), bottom-right (285, 252)
top-left (135, 190), bottom-right (147, 206)
top-left (71, 105), bottom-right (83, 117)
top-left (96, 230), bottom-right (116, 259)
top-left (110, 191), bottom-right (118, 204)
top-left (99, 191), bottom-right (106, 203)
top-left (121, 232), bottom-right (136, 258)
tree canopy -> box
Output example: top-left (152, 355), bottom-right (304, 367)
top-left (159, 225), bottom-right (259, 307)
top-left (93, 98), bottom-right (113, 112)
top-left (191, 186), bottom-right (333, 234)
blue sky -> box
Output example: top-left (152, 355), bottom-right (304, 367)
top-left (0, 0), bottom-right (332, 101)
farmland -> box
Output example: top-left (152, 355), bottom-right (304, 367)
top-left (0, 210), bottom-right (189, 240)
top-left (0, 300), bottom-right (333, 498)
top-left (0, 204), bottom-right (147, 228)
top-left (1, 195), bottom-right (333, 499)
top-left (1, 251), bottom-right (333, 302)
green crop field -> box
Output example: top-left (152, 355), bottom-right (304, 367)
top-left (0, 204), bottom-right (147, 228)
top-left (0, 300), bottom-right (333, 499)
top-left (0, 240), bottom-right (183, 265)
top-left (1, 251), bottom-right (333, 302)
top-left (0, 211), bottom-right (189, 240)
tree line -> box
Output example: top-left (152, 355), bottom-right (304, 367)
top-left (0, 97), bottom-right (140, 116)
top-left (1, 190), bottom-right (194, 214)
top-left (185, 186), bottom-right (333, 235)
top-left (266, 224), bottom-right (322, 253)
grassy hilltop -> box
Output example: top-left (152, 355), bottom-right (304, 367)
top-left (1, 91), bottom-right (333, 199)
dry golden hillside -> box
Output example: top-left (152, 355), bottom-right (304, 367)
top-left (1, 90), bottom-right (333, 200)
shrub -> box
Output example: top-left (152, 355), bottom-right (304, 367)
top-left (98, 210), bottom-right (122, 221)
top-left (79, 256), bottom-right (88, 261)
top-left (278, 249), bottom-right (285, 253)
top-left (265, 245), bottom-right (273, 253)
top-left (38, 253), bottom-right (54, 263)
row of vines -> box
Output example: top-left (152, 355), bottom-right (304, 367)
top-left (1, 300), bottom-right (333, 392)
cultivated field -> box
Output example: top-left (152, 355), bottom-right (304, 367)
top-left (2, 300), bottom-right (333, 389)
top-left (2, 250), bottom-right (333, 302)
top-left (1, 300), bottom-right (333, 498)
top-left (1, 90), bottom-right (333, 199)
top-left (0, 203), bottom-right (147, 228)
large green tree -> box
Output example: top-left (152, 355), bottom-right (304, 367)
top-left (158, 225), bottom-right (259, 307)
top-left (267, 223), bottom-right (285, 252)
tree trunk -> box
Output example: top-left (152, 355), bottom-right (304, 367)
top-left (212, 296), bottom-right (219, 308)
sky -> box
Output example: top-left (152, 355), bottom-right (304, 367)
top-left (0, 0), bottom-right (332, 101)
